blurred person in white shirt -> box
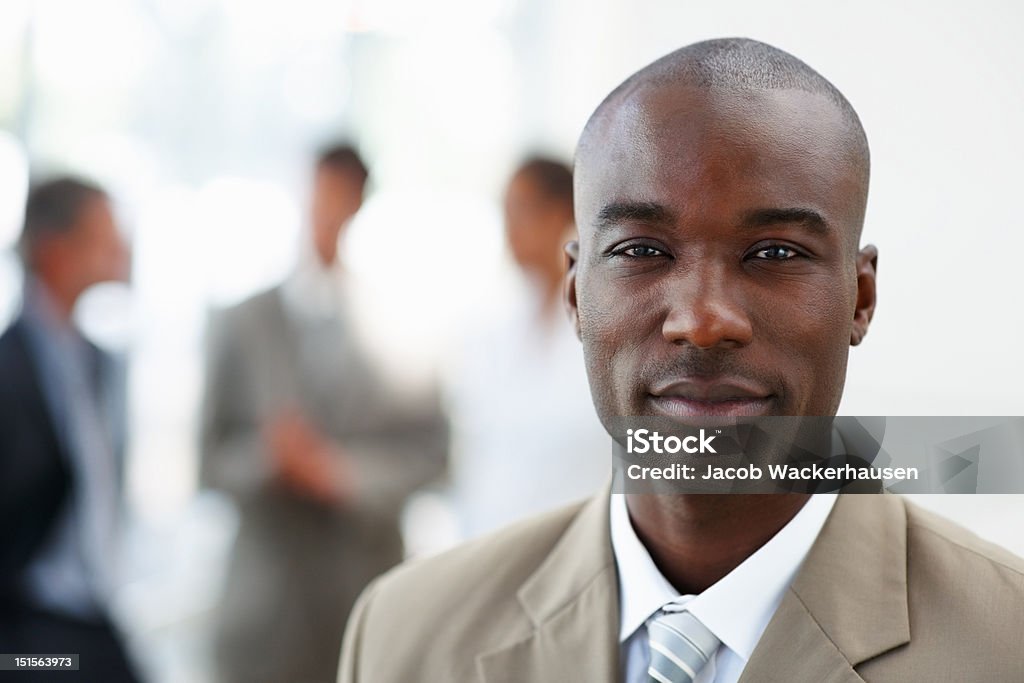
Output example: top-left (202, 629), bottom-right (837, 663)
top-left (447, 157), bottom-right (609, 539)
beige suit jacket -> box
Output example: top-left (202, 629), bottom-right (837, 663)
top-left (339, 492), bottom-right (1024, 682)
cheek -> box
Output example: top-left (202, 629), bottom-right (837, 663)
top-left (315, 197), bottom-right (343, 222)
top-left (93, 242), bottom-right (123, 279)
top-left (753, 280), bottom-right (853, 410)
top-left (577, 272), bottom-right (660, 410)
top-left (757, 283), bottom-right (848, 347)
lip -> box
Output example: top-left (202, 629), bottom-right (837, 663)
top-left (648, 378), bottom-right (776, 418)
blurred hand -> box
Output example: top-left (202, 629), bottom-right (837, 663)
top-left (265, 410), bottom-right (355, 506)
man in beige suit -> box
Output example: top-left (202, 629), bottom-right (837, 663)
top-left (201, 144), bottom-right (447, 683)
top-left (338, 39), bottom-right (1024, 682)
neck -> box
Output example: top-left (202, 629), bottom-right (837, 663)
top-left (32, 271), bottom-right (83, 325)
top-left (315, 249), bottom-right (339, 269)
top-left (626, 493), bottom-right (810, 595)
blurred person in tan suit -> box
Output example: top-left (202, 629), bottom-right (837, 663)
top-left (338, 39), bottom-right (1024, 682)
top-left (0, 176), bottom-right (139, 681)
top-left (200, 144), bottom-right (447, 683)
top-left (448, 157), bottom-right (607, 538)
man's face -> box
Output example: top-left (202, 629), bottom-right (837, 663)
top-left (68, 196), bottom-right (130, 286)
top-left (311, 165), bottom-right (364, 265)
top-left (569, 85), bottom-right (876, 423)
top-left (504, 171), bottom-right (573, 275)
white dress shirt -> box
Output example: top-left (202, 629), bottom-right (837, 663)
top-left (447, 274), bottom-right (610, 538)
top-left (280, 251), bottom-right (349, 323)
top-left (610, 493), bottom-right (837, 683)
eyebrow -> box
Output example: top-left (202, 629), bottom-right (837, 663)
top-left (740, 207), bottom-right (829, 233)
top-left (595, 201), bottom-right (675, 230)
top-left (594, 202), bottom-right (830, 234)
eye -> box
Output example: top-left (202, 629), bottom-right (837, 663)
top-left (611, 244), bottom-right (667, 259)
top-left (751, 244), bottom-right (801, 260)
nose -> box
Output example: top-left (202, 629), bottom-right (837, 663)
top-left (661, 264), bottom-right (753, 350)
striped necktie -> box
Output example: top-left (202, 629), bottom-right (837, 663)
top-left (647, 608), bottom-right (721, 683)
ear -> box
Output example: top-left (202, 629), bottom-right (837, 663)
top-left (564, 239), bottom-right (582, 340)
top-left (850, 244), bottom-right (878, 346)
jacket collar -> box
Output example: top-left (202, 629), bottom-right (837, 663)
top-left (739, 494), bottom-right (910, 682)
top-left (476, 491), bottom-right (910, 683)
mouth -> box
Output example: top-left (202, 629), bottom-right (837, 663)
top-left (647, 378), bottom-right (777, 418)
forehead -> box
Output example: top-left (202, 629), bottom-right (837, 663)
top-left (576, 84), bottom-right (864, 239)
top-left (315, 164), bottom-right (363, 190)
top-left (506, 170), bottom-right (544, 200)
top-left (76, 195), bottom-right (114, 227)
top-left (60, 196), bottom-right (118, 246)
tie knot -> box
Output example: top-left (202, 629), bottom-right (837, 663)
top-left (647, 610), bottom-right (720, 683)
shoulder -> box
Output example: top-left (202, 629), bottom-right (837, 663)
top-left (228, 286), bottom-right (283, 319)
top-left (343, 502), bottom-right (586, 680)
top-left (905, 499), bottom-right (1024, 581)
top-left (207, 287), bottom-right (283, 337)
top-left (901, 499), bottom-right (1024, 649)
top-left (365, 500), bottom-right (583, 623)
top-left (0, 317), bottom-right (25, 354)
top-left (903, 498), bottom-right (1024, 585)
top-left (0, 319), bottom-right (32, 390)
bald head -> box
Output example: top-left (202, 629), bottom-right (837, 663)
top-left (579, 37), bottom-right (870, 237)
top-left (567, 37), bottom-right (879, 423)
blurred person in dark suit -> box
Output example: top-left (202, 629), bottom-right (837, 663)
top-left (200, 143), bottom-right (447, 683)
top-left (0, 176), bottom-right (138, 681)
top-left (448, 157), bottom-right (608, 538)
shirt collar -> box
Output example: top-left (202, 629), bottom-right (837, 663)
top-left (610, 492), bottom-right (837, 662)
top-left (280, 254), bottom-right (348, 322)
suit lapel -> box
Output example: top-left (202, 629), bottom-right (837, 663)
top-left (740, 495), bottom-right (910, 682)
top-left (7, 319), bottom-right (71, 464)
top-left (475, 493), bottom-right (910, 683)
top-left (738, 591), bottom-right (867, 683)
top-left (477, 489), bottom-right (620, 683)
